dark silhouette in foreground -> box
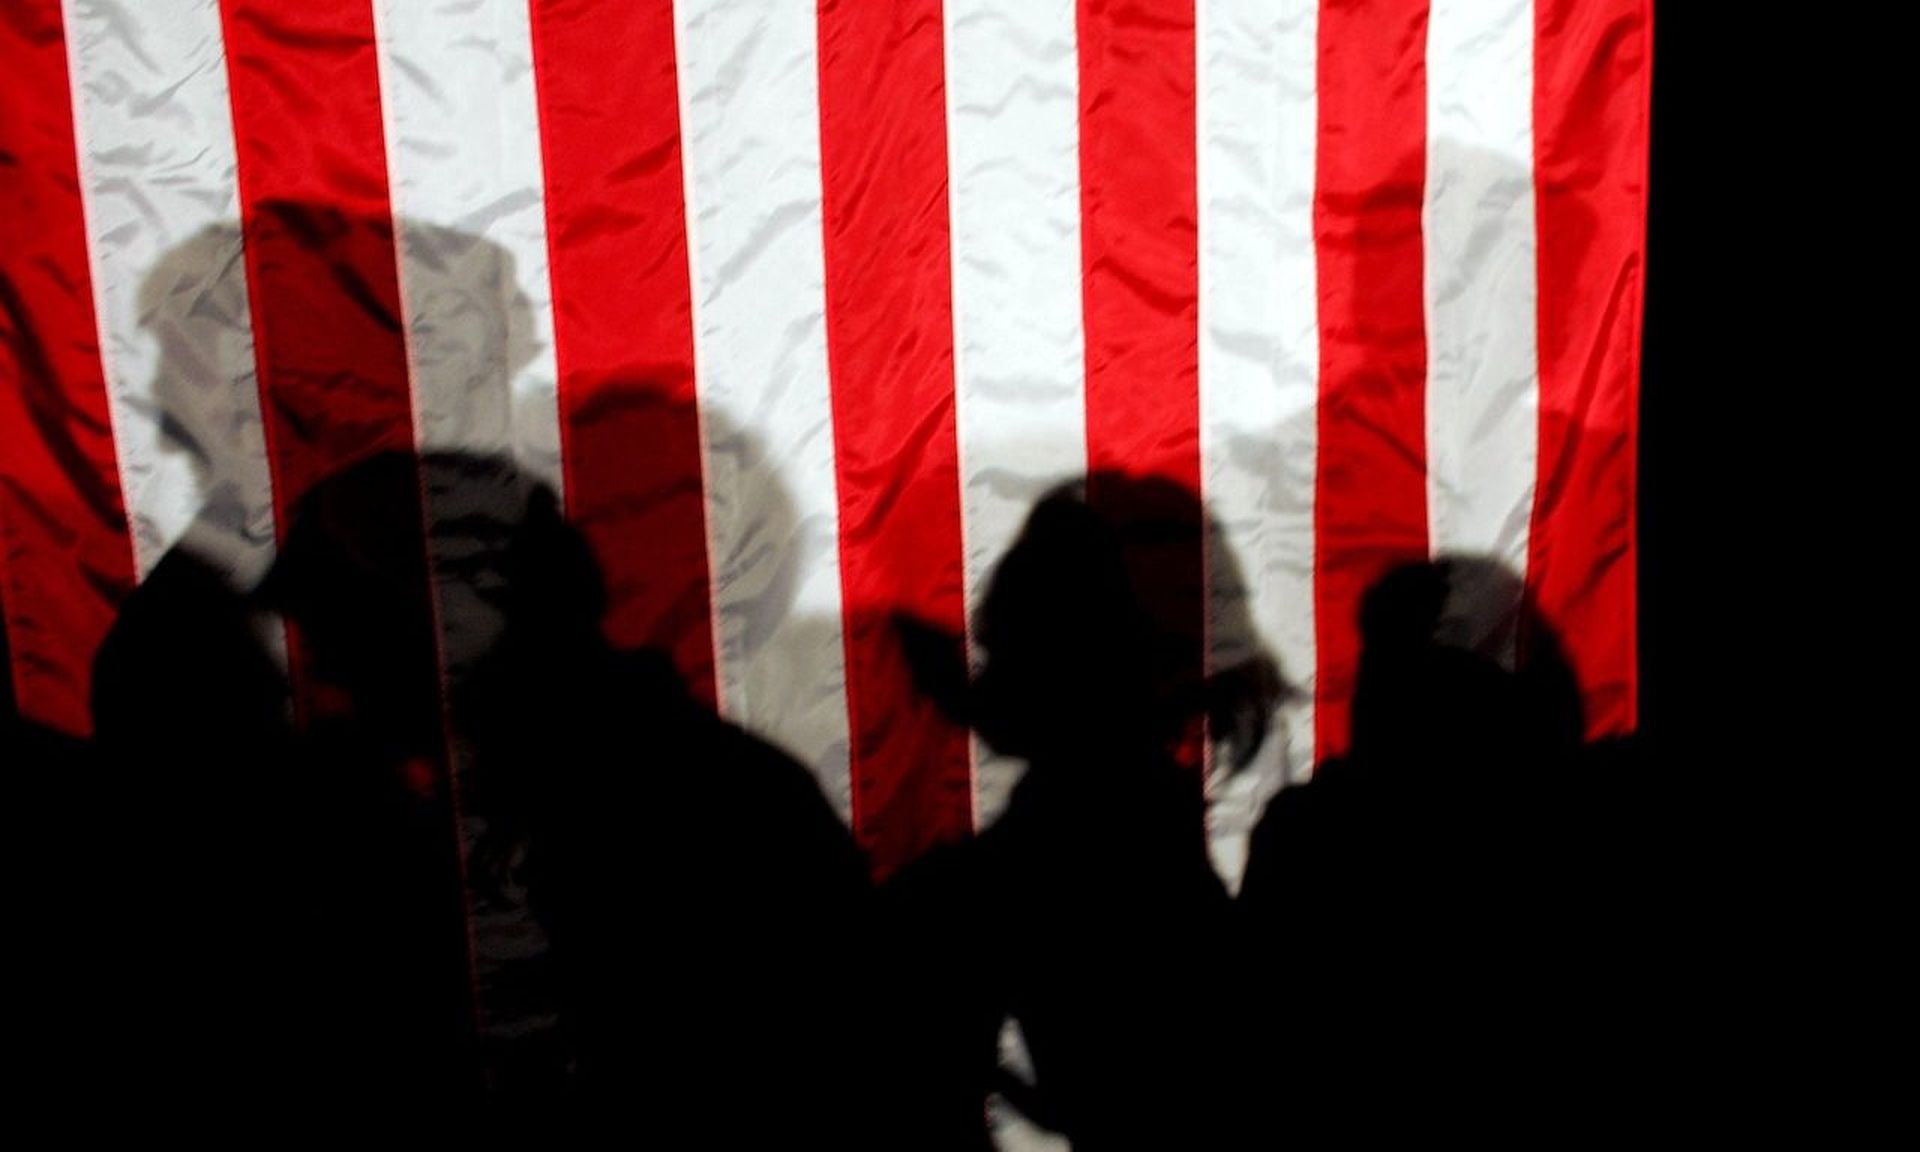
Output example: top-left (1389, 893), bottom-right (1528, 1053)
top-left (1236, 557), bottom-right (1644, 1135)
top-left (74, 447), bottom-right (870, 1123)
top-left (453, 461), bottom-right (869, 1134)
top-left (876, 474), bottom-right (1280, 1150)
top-left (36, 435), bottom-right (1671, 1141)
top-left (77, 455), bottom-right (477, 1105)
top-left (255, 453), bottom-right (495, 1100)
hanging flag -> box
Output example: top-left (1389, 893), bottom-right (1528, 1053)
top-left (1, 0), bottom-right (1647, 890)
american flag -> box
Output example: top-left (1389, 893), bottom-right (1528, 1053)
top-left (1, 0), bottom-right (1645, 970)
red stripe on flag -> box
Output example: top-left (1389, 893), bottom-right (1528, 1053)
top-left (1075, 0), bottom-right (1205, 766)
top-left (219, 0), bottom-right (478, 1047)
top-left (528, 0), bottom-right (717, 705)
top-left (220, 0), bottom-right (423, 733)
top-left (1313, 0), bottom-right (1433, 761)
top-left (219, 1), bottom-right (417, 521)
top-left (1076, 0), bottom-right (1201, 491)
top-left (816, 0), bottom-right (973, 874)
top-left (1530, 0), bottom-right (1650, 737)
top-left (0, 2), bottom-right (137, 736)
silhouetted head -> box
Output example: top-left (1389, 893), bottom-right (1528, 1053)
top-left (971, 480), bottom-right (1146, 760)
top-left (258, 453), bottom-right (437, 711)
top-left (969, 473), bottom-right (1281, 768)
top-left (133, 205), bottom-right (544, 588)
top-left (1348, 556), bottom-right (1582, 779)
top-left (258, 451), bottom-right (595, 740)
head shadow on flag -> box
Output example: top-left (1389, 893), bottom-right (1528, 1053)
top-left (84, 202), bottom-right (871, 1100)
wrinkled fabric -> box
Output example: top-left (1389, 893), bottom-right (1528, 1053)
top-left (1197, 0), bottom-right (1323, 881)
top-left (945, 0), bottom-right (1093, 833)
top-left (674, 0), bottom-right (855, 819)
top-left (4, 0), bottom-right (1650, 871)
top-left (0, 2), bottom-right (138, 735)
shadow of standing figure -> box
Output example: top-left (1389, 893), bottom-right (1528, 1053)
top-left (1237, 557), bottom-right (1590, 1135)
top-left (875, 474), bottom-right (1280, 1151)
top-left (448, 456), bottom-right (870, 1134)
top-left (255, 452), bottom-right (494, 1102)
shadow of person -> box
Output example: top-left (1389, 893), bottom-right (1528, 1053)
top-left (195, 450), bottom-right (471, 1104)
top-left (97, 201), bottom-right (876, 1116)
top-left (261, 446), bottom-right (867, 1120)
top-left (126, 217), bottom-right (277, 589)
top-left (435, 435), bottom-right (869, 1133)
top-left (66, 219), bottom-right (298, 1102)
top-left (131, 202), bottom-right (548, 620)
top-left (73, 205), bottom-right (550, 1105)
top-left (82, 212), bottom-right (306, 1095)
top-left (873, 473), bottom-right (1282, 1151)
top-left (1235, 555), bottom-right (1589, 1134)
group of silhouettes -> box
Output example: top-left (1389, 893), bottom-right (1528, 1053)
top-left (5, 449), bottom-right (1667, 1145)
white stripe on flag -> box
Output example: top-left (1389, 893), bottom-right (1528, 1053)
top-left (1198, 0), bottom-right (1320, 882)
top-left (371, 0), bottom-right (565, 700)
top-left (61, 0), bottom-right (274, 585)
top-left (943, 0), bottom-right (1090, 830)
top-left (674, 0), bottom-right (853, 816)
top-left (372, 0), bottom-right (563, 490)
top-left (1423, 0), bottom-right (1540, 641)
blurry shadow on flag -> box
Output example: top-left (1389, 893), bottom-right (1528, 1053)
top-left (64, 205), bottom-right (868, 1122)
